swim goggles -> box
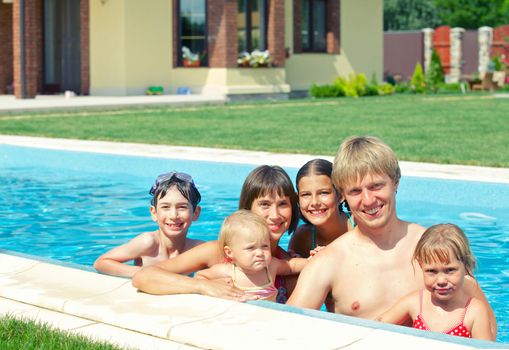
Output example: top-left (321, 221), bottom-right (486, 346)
top-left (149, 171), bottom-right (195, 195)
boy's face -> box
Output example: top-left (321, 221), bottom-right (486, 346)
top-left (150, 186), bottom-right (200, 239)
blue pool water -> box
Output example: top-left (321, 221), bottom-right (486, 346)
top-left (1, 144), bottom-right (508, 342)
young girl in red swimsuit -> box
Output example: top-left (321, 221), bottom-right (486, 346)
top-left (195, 210), bottom-right (306, 301)
top-left (377, 223), bottom-right (493, 340)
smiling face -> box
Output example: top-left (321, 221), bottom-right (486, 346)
top-left (250, 193), bottom-right (292, 245)
top-left (343, 172), bottom-right (398, 232)
top-left (420, 250), bottom-right (466, 303)
top-left (150, 186), bottom-right (199, 239)
top-left (224, 227), bottom-right (272, 272)
top-left (298, 174), bottom-right (340, 227)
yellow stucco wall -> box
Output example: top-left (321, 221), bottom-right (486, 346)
top-left (90, 0), bottom-right (382, 96)
top-left (285, 0), bottom-right (383, 92)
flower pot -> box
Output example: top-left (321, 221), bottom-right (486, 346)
top-left (183, 59), bottom-right (200, 68)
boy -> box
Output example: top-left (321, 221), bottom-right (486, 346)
top-left (94, 171), bottom-right (202, 277)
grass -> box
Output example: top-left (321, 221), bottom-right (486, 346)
top-left (0, 94), bottom-right (508, 167)
top-left (0, 315), bottom-right (127, 350)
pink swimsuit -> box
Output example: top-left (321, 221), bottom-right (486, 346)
top-left (413, 291), bottom-right (472, 338)
top-left (232, 265), bottom-right (278, 302)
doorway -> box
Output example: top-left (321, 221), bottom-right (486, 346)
top-left (43, 0), bottom-right (81, 94)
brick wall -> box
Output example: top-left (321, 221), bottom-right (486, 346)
top-left (267, 0), bottom-right (285, 66)
top-left (0, 3), bottom-right (13, 94)
top-left (207, 0), bottom-right (237, 67)
top-left (13, 0), bottom-right (42, 98)
top-left (80, 0), bottom-right (89, 95)
top-left (292, 0), bottom-right (302, 54)
top-left (327, 0), bottom-right (340, 54)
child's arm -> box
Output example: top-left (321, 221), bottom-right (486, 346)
top-left (194, 263), bottom-right (231, 280)
top-left (94, 232), bottom-right (154, 278)
top-left (468, 298), bottom-right (496, 341)
top-left (274, 257), bottom-right (308, 276)
top-left (376, 292), bottom-right (416, 325)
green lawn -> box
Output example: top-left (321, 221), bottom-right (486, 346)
top-left (1, 94), bottom-right (508, 167)
top-left (0, 315), bottom-right (128, 350)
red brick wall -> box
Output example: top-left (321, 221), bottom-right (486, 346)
top-left (80, 0), bottom-right (89, 95)
top-left (292, 0), bottom-right (302, 54)
top-left (13, 0), bottom-right (42, 98)
top-left (327, 0), bottom-right (340, 54)
top-left (207, 0), bottom-right (237, 67)
top-left (0, 3), bottom-right (13, 94)
top-left (267, 0), bottom-right (285, 66)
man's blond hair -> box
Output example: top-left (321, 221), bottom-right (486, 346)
top-left (332, 136), bottom-right (401, 192)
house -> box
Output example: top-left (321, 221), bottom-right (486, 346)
top-left (0, 0), bottom-right (382, 99)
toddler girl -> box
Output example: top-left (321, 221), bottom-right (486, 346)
top-left (377, 223), bottom-right (493, 340)
top-left (195, 210), bottom-right (307, 301)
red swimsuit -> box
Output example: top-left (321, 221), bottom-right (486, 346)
top-left (413, 291), bottom-right (472, 338)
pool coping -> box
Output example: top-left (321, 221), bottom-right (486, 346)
top-left (1, 135), bottom-right (509, 349)
top-left (1, 135), bottom-right (509, 184)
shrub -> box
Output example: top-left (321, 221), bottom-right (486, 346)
top-left (378, 82), bottom-right (396, 95)
top-left (438, 82), bottom-right (463, 93)
top-left (411, 63), bottom-right (425, 94)
top-left (426, 49), bottom-right (445, 93)
top-left (394, 81), bottom-right (410, 93)
top-left (310, 83), bottom-right (345, 98)
top-left (364, 74), bottom-right (380, 96)
top-left (334, 73), bottom-right (369, 97)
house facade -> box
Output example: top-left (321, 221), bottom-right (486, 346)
top-left (0, 0), bottom-right (383, 98)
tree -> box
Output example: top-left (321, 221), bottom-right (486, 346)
top-left (384, 0), bottom-right (440, 30)
top-left (432, 0), bottom-right (509, 29)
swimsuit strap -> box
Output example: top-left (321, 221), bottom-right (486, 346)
top-left (342, 201), bottom-right (356, 227)
top-left (232, 264), bottom-right (272, 290)
top-left (460, 297), bottom-right (473, 323)
top-left (311, 225), bottom-right (317, 250)
top-left (419, 290), bottom-right (424, 314)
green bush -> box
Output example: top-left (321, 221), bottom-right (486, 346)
top-left (438, 82), bottom-right (463, 93)
top-left (394, 81), bottom-right (410, 93)
top-left (334, 73), bottom-right (369, 97)
top-left (378, 82), bottom-right (396, 95)
top-left (310, 83), bottom-right (345, 98)
top-left (411, 63), bottom-right (426, 94)
top-left (426, 49), bottom-right (445, 93)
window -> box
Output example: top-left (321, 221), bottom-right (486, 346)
top-left (178, 0), bottom-right (207, 67)
top-left (237, 0), bottom-right (268, 53)
top-left (301, 0), bottom-right (326, 52)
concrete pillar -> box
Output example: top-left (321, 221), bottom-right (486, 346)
top-left (448, 27), bottom-right (465, 83)
top-left (478, 26), bottom-right (493, 77)
top-left (422, 28), bottom-right (434, 73)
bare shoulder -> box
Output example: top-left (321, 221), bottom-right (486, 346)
top-left (185, 238), bottom-right (205, 251)
top-left (288, 224), bottom-right (313, 257)
top-left (125, 230), bottom-right (159, 252)
top-left (406, 221), bottom-right (426, 236)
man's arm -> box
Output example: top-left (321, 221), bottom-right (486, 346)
top-left (132, 241), bottom-right (250, 300)
top-left (464, 275), bottom-right (497, 339)
top-left (286, 251), bottom-right (334, 309)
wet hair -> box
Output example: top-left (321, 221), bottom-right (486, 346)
top-left (332, 136), bottom-right (401, 192)
top-left (151, 177), bottom-right (201, 211)
top-left (295, 159), bottom-right (349, 224)
top-left (238, 165), bottom-right (299, 234)
top-left (413, 223), bottom-right (476, 277)
top-left (218, 210), bottom-right (269, 258)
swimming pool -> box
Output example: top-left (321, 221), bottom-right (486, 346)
top-left (1, 143), bottom-right (508, 342)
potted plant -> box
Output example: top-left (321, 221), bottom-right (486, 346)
top-left (237, 50), bottom-right (271, 68)
top-left (182, 46), bottom-right (203, 67)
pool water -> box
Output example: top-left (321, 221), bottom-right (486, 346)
top-left (1, 145), bottom-right (508, 342)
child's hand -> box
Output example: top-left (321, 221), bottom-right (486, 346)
top-left (308, 245), bottom-right (326, 259)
